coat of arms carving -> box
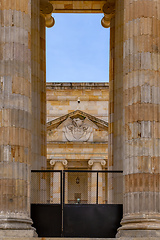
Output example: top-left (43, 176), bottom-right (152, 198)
top-left (64, 117), bottom-right (93, 141)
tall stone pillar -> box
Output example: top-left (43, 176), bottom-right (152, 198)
top-left (31, 0), bottom-right (54, 170)
top-left (50, 159), bottom-right (67, 203)
top-left (102, 2), bottom-right (123, 205)
top-left (116, 0), bottom-right (160, 237)
top-left (0, 0), bottom-right (35, 236)
top-left (88, 158), bottom-right (106, 204)
top-left (108, 15), bottom-right (116, 204)
top-left (40, 15), bottom-right (47, 169)
top-left (31, 0), bottom-right (54, 210)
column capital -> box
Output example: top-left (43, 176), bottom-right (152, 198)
top-left (40, 0), bottom-right (55, 28)
top-left (101, 3), bottom-right (115, 28)
top-left (50, 157), bottom-right (68, 166)
top-left (88, 158), bottom-right (106, 167)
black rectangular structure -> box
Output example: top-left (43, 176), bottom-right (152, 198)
top-left (31, 170), bottom-right (123, 237)
top-left (63, 204), bottom-right (123, 238)
top-left (31, 204), bottom-right (62, 237)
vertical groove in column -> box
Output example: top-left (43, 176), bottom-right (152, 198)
top-left (0, 0), bottom-right (33, 230)
top-left (117, 0), bottom-right (160, 237)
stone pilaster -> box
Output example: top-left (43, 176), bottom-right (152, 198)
top-left (88, 158), bottom-right (106, 204)
top-left (50, 158), bottom-right (67, 203)
top-left (0, 0), bottom-right (35, 236)
top-left (117, 0), bottom-right (160, 237)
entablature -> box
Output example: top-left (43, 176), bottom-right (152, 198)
top-left (49, 0), bottom-right (115, 13)
top-left (40, 0), bottom-right (115, 28)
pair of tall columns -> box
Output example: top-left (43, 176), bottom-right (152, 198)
top-left (1, 0), bottom-right (160, 238)
top-left (107, 0), bottom-right (160, 237)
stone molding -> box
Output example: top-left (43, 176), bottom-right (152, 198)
top-left (50, 158), bottom-right (68, 166)
top-left (40, 0), bottom-right (55, 27)
top-left (47, 110), bottom-right (108, 131)
top-left (46, 82), bottom-right (109, 90)
top-left (101, 3), bottom-right (115, 28)
top-left (88, 158), bottom-right (106, 166)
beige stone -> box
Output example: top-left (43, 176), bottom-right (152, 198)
top-left (1, 0), bottom-right (160, 238)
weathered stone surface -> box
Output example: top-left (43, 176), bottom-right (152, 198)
top-left (46, 83), bottom-right (109, 170)
top-left (46, 83), bottom-right (110, 205)
top-left (0, 0), bottom-right (33, 232)
top-left (117, 0), bottom-right (160, 237)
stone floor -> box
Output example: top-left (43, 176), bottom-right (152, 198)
top-left (2, 238), bottom-right (160, 240)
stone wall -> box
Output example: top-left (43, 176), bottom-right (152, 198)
top-left (46, 82), bottom-right (110, 204)
top-left (46, 82), bottom-right (109, 122)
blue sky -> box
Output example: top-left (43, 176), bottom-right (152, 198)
top-left (46, 13), bottom-right (110, 82)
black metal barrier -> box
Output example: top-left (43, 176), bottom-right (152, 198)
top-left (31, 169), bottom-right (123, 238)
top-left (63, 204), bottom-right (123, 238)
top-left (31, 204), bottom-right (62, 237)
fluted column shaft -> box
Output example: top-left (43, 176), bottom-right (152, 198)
top-left (0, 0), bottom-right (33, 231)
top-left (50, 160), bottom-right (67, 203)
top-left (31, 0), bottom-right (41, 170)
top-left (40, 16), bottom-right (47, 169)
top-left (88, 159), bottom-right (106, 204)
top-left (117, 0), bottom-right (160, 237)
top-left (108, 4), bottom-right (123, 204)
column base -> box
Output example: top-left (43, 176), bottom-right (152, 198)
top-left (0, 215), bottom-right (37, 237)
top-left (117, 229), bottom-right (160, 238)
top-left (116, 214), bottom-right (160, 238)
top-left (0, 229), bottom-right (37, 237)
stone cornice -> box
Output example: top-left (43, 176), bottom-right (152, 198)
top-left (46, 82), bottom-right (109, 90)
top-left (40, 0), bottom-right (115, 27)
top-left (47, 110), bottom-right (108, 131)
top-left (49, 0), bottom-right (115, 13)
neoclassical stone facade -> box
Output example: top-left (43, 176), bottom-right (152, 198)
top-left (1, 0), bottom-right (160, 238)
top-left (46, 82), bottom-right (109, 204)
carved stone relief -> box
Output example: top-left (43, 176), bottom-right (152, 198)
top-left (64, 117), bottom-right (93, 142)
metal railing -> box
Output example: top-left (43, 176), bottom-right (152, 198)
top-left (31, 170), bottom-right (123, 205)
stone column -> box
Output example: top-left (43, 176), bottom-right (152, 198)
top-left (39, 2), bottom-right (54, 171)
top-left (117, 0), bottom-right (160, 237)
top-left (102, 1), bottom-right (123, 206)
top-left (108, 15), bottom-right (115, 204)
top-left (0, 0), bottom-right (35, 236)
top-left (88, 159), bottom-right (106, 204)
top-left (31, 0), bottom-right (54, 170)
top-left (50, 159), bottom-right (67, 203)
top-left (31, 0), bottom-right (54, 207)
